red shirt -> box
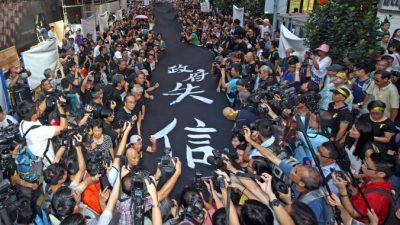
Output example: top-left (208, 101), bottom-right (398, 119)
top-left (351, 179), bottom-right (392, 225)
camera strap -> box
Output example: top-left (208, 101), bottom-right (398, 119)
top-left (21, 121), bottom-right (52, 165)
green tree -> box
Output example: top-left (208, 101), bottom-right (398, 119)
top-left (303, 0), bottom-right (380, 63)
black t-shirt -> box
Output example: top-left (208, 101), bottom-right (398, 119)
top-left (113, 107), bottom-right (138, 135)
top-left (80, 89), bottom-right (93, 105)
top-left (103, 122), bottom-right (118, 147)
top-left (133, 98), bottom-right (145, 116)
top-left (327, 103), bottom-right (352, 137)
top-left (358, 113), bottom-right (396, 150)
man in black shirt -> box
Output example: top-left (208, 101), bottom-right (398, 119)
top-left (114, 94), bottom-right (139, 136)
top-left (327, 87), bottom-right (352, 143)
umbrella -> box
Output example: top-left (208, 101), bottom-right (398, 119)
top-left (135, 15), bottom-right (148, 20)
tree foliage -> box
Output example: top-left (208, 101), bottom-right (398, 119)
top-left (303, 0), bottom-right (380, 63)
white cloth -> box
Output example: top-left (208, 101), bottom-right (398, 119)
top-left (0, 114), bottom-right (18, 128)
top-left (232, 5), bottom-right (244, 27)
top-left (98, 12), bottom-right (109, 33)
top-left (278, 24), bottom-right (307, 62)
top-left (19, 120), bottom-right (56, 166)
top-left (81, 16), bottom-right (96, 41)
top-left (22, 39), bottom-right (59, 89)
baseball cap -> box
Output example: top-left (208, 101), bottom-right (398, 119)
top-left (126, 135), bottom-right (142, 147)
top-left (326, 64), bottom-right (344, 72)
top-left (316, 44), bottom-right (330, 53)
top-left (330, 87), bottom-right (350, 99)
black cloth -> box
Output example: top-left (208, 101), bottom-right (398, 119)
top-left (358, 113), bottom-right (396, 151)
top-left (80, 89), bottom-right (93, 105)
top-left (103, 122), bottom-right (118, 147)
top-left (235, 109), bottom-right (256, 128)
top-left (327, 103), bottom-right (352, 138)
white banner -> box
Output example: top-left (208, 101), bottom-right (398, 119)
top-left (98, 11), bottom-right (109, 33)
top-left (144, 0), bottom-right (150, 6)
top-left (108, 1), bottom-right (120, 12)
top-left (81, 16), bottom-right (96, 40)
top-left (233, 5), bottom-right (244, 27)
top-left (22, 39), bottom-right (59, 89)
top-left (264, 0), bottom-right (288, 14)
top-left (278, 24), bottom-right (307, 62)
top-left (115, 10), bottom-right (123, 20)
top-left (121, 0), bottom-right (128, 10)
top-left (200, 0), bottom-right (211, 13)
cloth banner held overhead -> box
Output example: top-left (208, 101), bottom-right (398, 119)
top-left (98, 11), bottom-right (109, 33)
top-left (144, 0), bottom-right (150, 6)
top-left (22, 39), bottom-right (59, 89)
top-left (115, 10), bottom-right (123, 20)
top-left (200, 0), bottom-right (211, 13)
top-left (232, 5), bottom-right (244, 27)
top-left (81, 16), bottom-right (96, 40)
top-left (278, 24), bottom-right (307, 62)
top-left (121, 0), bottom-right (128, 10)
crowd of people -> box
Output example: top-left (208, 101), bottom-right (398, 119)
top-left (175, 1), bottom-right (400, 225)
top-left (0, 0), bottom-right (400, 225)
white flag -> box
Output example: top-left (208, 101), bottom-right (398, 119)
top-left (115, 9), bottom-right (123, 20)
top-left (98, 11), bottom-right (109, 33)
top-left (22, 39), bottom-right (59, 89)
top-left (144, 0), bottom-right (149, 6)
top-left (81, 16), bottom-right (96, 40)
top-left (232, 5), bottom-right (244, 27)
top-left (200, 0), bottom-right (211, 13)
top-left (278, 24), bottom-right (307, 62)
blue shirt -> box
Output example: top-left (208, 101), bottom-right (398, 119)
top-left (352, 77), bottom-right (371, 103)
top-left (282, 70), bottom-right (295, 82)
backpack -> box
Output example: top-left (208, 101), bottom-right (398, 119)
top-left (363, 188), bottom-right (400, 225)
top-left (300, 188), bottom-right (335, 225)
top-left (15, 121), bottom-right (51, 182)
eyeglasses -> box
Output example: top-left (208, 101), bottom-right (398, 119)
top-left (363, 162), bottom-right (380, 172)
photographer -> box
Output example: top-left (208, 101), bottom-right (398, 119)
top-left (0, 105), bottom-right (18, 128)
top-left (5, 66), bottom-right (31, 89)
top-left (116, 157), bottom-right (182, 225)
top-left (17, 98), bottom-right (68, 167)
top-left (242, 127), bottom-right (334, 225)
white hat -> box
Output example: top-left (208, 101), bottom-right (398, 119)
top-left (126, 135), bottom-right (142, 147)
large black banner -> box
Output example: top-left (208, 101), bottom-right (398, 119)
top-left (141, 3), bottom-right (232, 196)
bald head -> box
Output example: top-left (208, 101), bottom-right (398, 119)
top-left (223, 107), bottom-right (237, 120)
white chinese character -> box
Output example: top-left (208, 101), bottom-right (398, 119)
top-left (152, 118), bottom-right (177, 151)
top-left (168, 64), bottom-right (193, 74)
top-left (183, 69), bottom-right (209, 82)
top-left (163, 82), bottom-right (213, 105)
top-left (185, 118), bottom-right (217, 168)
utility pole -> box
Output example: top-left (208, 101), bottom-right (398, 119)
top-left (272, 0), bottom-right (278, 40)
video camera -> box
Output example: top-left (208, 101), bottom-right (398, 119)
top-left (179, 195), bottom-right (204, 223)
top-left (0, 124), bottom-right (21, 146)
top-left (206, 148), bottom-right (237, 171)
top-left (87, 149), bottom-right (112, 190)
top-left (131, 170), bottom-right (152, 225)
top-left (158, 147), bottom-right (175, 174)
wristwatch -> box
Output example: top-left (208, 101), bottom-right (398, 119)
top-left (269, 198), bottom-right (281, 207)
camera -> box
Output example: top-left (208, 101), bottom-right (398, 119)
top-left (131, 170), bottom-right (152, 225)
top-left (87, 149), bottom-right (112, 190)
top-left (180, 195), bottom-right (204, 223)
top-left (191, 171), bottom-right (208, 194)
top-left (0, 124), bottom-right (21, 146)
top-left (391, 70), bottom-right (400, 77)
top-left (158, 147), bottom-right (175, 174)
